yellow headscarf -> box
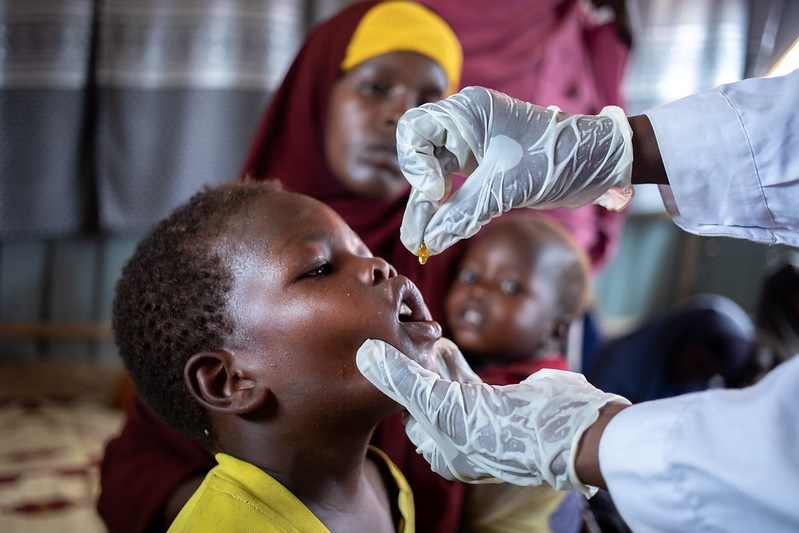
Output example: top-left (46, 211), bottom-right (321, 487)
top-left (341, 1), bottom-right (462, 95)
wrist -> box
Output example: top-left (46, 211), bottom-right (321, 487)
top-left (629, 114), bottom-right (668, 185)
top-left (573, 401), bottom-right (629, 489)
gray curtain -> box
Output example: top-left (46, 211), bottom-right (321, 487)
top-left (0, 1), bottom-right (96, 238)
top-left (0, 0), bottom-right (316, 239)
top-left (94, 0), bottom-right (308, 233)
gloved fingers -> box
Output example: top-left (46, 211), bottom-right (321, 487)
top-left (404, 417), bottom-right (458, 481)
top-left (357, 339), bottom-right (482, 475)
top-left (356, 338), bottom-right (446, 408)
top-left (396, 108), bottom-right (455, 200)
top-left (406, 412), bottom-right (503, 484)
top-left (433, 338), bottom-right (482, 384)
top-left (399, 189), bottom-right (440, 255)
top-left (420, 166), bottom-right (502, 254)
top-left (357, 338), bottom-right (476, 443)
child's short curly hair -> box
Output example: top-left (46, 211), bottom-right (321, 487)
top-left (113, 181), bottom-right (283, 450)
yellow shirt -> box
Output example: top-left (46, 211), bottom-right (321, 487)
top-left (169, 447), bottom-right (414, 532)
top-left (463, 483), bottom-right (568, 533)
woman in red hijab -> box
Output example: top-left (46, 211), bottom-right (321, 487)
top-left (98, 2), bottom-right (465, 532)
top-left (240, 0), bottom-right (463, 322)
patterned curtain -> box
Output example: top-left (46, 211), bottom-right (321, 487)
top-left (0, 1), bottom-right (96, 238)
top-left (1, 0), bottom-right (317, 239)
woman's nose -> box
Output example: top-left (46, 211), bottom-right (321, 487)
top-left (384, 91), bottom-right (419, 127)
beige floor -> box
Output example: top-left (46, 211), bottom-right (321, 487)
top-left (0, 360), bottom-right (126, 533)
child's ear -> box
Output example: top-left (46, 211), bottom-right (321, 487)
top-left (551, 314), bottom-right (574, 342)
top-left (184, 350), bottom-right (269, 414)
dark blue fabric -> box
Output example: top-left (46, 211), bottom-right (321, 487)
top-left (585, 294), bottom-right (756, 404)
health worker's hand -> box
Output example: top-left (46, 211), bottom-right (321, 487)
top-left (357, 338), bottom-right (630, 495)
top-left (398, 338), bottom-right (483, 482)
top-left (397, 86), bottom-right (634, 256)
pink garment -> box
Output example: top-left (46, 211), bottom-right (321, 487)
top-left (423, 0), bottom-right (630, 270)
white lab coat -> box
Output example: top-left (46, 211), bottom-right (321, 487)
top-left (598, 69), bottom-right (799, 532)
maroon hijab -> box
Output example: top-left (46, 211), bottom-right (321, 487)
top-left (240, 0), bottom-right (461, 323)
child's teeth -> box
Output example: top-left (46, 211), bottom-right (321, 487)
top-left (464, 309), bottom-right (482, 324)
top-left (400, 303), bottom-right (412, 317)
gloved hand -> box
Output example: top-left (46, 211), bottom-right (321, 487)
top-left (357, 338), bottom-right (630, 495)
top-left (399, 338), bottom-right (484, 482)
top-left (397, 86), bottom-right (634, 256)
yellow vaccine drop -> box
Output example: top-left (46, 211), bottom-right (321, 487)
top-left (417, 243), bottom-right (430, 265)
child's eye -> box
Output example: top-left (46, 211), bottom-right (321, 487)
top-left (304, 262), bottom-right (332, 278)
top-left (458, 269), bottom-right (477, 284)
top-left (500, 279), bottom-right (520, 295)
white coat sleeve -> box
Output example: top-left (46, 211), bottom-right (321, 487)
top-left (599, 355), bottom-right (799, 532)
top-left (645, 69), bottom-right (799, 247)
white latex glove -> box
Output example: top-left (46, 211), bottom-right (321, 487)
top-left (400, 338), bottom-right (484, 482)
top-left (397, 86), bottom-right (634, 256)
top-left (357, 338), bottom-right (630, 495)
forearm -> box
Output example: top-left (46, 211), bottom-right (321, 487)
top-left (628, 114), bottom-right (668, 185)
top-left (573, 401), bottom-right (630, 489)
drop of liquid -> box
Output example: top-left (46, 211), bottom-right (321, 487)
top-left (417, 243), bottom-right (430, 265)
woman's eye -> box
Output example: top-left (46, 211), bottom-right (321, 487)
top-left (458, 269), bottom-right (477, 284)
top-left (304, 262), bottom-right (332, 278)
top-left (359, 80), bottom-right (392, 96)
top-left (419, 89), bottom-right (446, 106)
top-left (500, 279), bottom-right (520, 295)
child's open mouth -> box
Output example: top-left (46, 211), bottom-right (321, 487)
top-left (399, 302), bottom-right (413, 322)
top-left (393, 278), bottom-right (441, 340)
top-left (395, 280), bottom-right (431, 323)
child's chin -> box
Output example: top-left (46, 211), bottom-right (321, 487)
top-left (395, 337), bottom-right (438, 367)
top-left (412, 346), bottom-right (442, 374)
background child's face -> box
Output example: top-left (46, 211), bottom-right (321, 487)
top-left (325, 51), bottom-right (448, 201)
top-left (224, 191), bottom-right (441, 419)
top-left (444, 227), bottom-right (563, 363)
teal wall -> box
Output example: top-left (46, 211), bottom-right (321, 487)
top-left (594, 213), bottom-right (797, 337)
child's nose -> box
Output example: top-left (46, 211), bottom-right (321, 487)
top-left (465, 280), bottom-right (491, 300)
top-left (362, 256), bottom-right (396, 284)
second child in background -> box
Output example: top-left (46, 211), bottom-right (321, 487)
top-left (443, 213), bottom-right (592, 533)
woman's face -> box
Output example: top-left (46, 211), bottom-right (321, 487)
top-left (325, 51), bottom-right (449, 201)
